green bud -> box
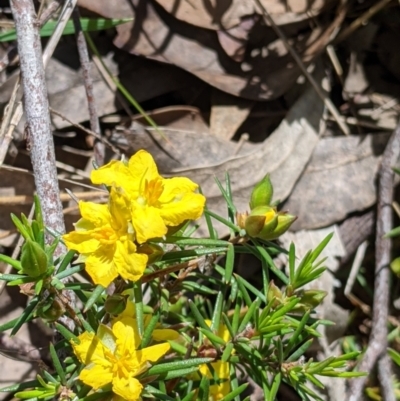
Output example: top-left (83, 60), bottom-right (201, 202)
top-left (267, 280), bottom-right (283, 308)
top-left (296, 290), bottom-right (327, 311)
top-left (245, 206), bottom-right (278, 238)
top-left (250, 174), bottom-right (273, 209)
top-left (391, 257), bottom-right (400, 277)
top-left (36, 298), bottom-right (65, 322)
top-left (21, 239), bottom-right (48, 278)
top-left (137, 243), bottom-right (164, 264)
top-left (105, 294), bottom-right (128, 316)
top-left (258, 213), bottom-right (297, 241)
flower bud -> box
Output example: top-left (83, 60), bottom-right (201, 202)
top-left (105, 294), bottom-right (128, 316)
top-left (36, 298), bottom-right (65, 322)
top-left (257, 213), bottom-right (297, 241)
top-left (250, 174), bottom-right (273, 209)
top-left (267, 280), bottom-right (283, 308)
top-left (391, 257), bottom-right (400, 277)
top-left (236, 211), bottom-right (249, 230)
top-left (296, 290), bottom-right (327, 311)
top-left (20, 239), bottom-right (48, 278)
top-left (245, 206), bottom-right (278, 238)
top-left (137, 243), bottom-right (164, 264)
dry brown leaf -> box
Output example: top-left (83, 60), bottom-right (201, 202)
top-left (283, 133), bottom-right (390, 230)
top-left (210, 90), bottom-right (254, 140)
top-left (78, 0), bottom-right (345, 100)
top-left (155, 0), bottom-right (336, 30)
top-left (116, 80), bottom-right (324, 236)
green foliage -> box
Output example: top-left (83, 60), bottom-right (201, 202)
top-left (0, 177), bottom-right (362, 401)
top-left (0, 18), bottom-right (132, 42)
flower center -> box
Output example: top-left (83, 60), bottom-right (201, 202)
top-left (106, 348), bottom-right (138, 380)
top-left (138, 178), bottom-right (163, 206)
top-left (91, 226), bottom-right (118, 245)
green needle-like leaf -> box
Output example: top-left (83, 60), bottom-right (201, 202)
top-left (0, 18), bottom-right (133, 42)
top-left (49, 343), bottom-right (65, 384)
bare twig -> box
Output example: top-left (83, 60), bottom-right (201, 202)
top-left (10, 0), bottom-right (65, 251)
top-left (348, 120), bottom-right (400, 401)
top-left (37, 0), bottom-right (63, 26)
top-left (0, 191), bottom-right (107, 206)
top-left (0, 78), bottom-right (20, 165)
top-left (91, 55), bottom-right (133, 117)
top-left (378, 354), bottom-right (396, 401)
top-left (49, 107), bottom-right (121, 155)
top-left (72, 8), bottom-right (104, 166)
top-left (335, 0), bottom-right (393, 44)
top-left (254, 0), bottom-right (350, 136)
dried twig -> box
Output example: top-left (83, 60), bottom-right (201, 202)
top-left (10, 0), bottom-right (65, 250)
top-left (0, 0), bottom-right (78, 165)
top-left (37, 0), bottom-right (63, 26)
top-left (0, 78), bottom-right (21, 165)
top-left (335, 0), bottom-right (393, 44)
top-left (49, 107), bottom-right (120, 155)
top-left (0, 191), bottom-right (107, 206)
top-left (254, 0), bottom-right (350, 136)
top-left (72, 8), bottom-right (104, 166)
top-left (348, 120), bottom-right (400, 401)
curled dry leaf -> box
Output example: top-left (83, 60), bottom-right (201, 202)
top-left (77, 0), bottom-right (346, 100)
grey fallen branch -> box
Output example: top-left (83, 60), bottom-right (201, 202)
top-left (348, 120), bottom-right (400, 401)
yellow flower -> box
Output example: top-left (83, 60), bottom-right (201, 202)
top-left (91, 150), bottom-right (206, 243)
top-left (114, 297), bottom-right (180, 342)
top-left (71, 317), bottom-right (170, 401)
top-left (199, 321), bottom-right (232, 400)
top-left (63, 188), bottom-right (148, 287)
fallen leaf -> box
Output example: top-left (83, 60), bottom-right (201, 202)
top-left (283, 133), bottom-right (390, 230)
top-left (78, 0), bottom-right (346, 100)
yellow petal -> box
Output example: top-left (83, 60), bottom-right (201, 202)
top-left (159, 177), bottom-right (198, 201)
top-left (84, 246), bottom-right (118, 287)
top-left (128, 150), bottom-right (159, 183)
top-left (79, 201), bottom-right (111, 227)
top-left (113, 317), bottom-right (141, 351)
top-left (114, 240), bottom-right (148, 282)
top-left (214, 360), bottom-right (230, 380)
top-left (112, 376), bottom-right (142, 401)
top-left (113, 319), bottom-right (139, 353)
top-left (74, 218), bottom-right (95, 232)
top-left (91, 160), bottom-right (137, 195)
top-left (152, 329), bottom-right (180, 341)
top-left (139, 342), bottom-right (170, 363)
top-left (159, 192), bottom-right (205, 226)
top-left (131, 205), bottom-right (167, 243)
top-left (72, 332), bottom-right (111, 368)
top-left (218, 325), bottom-right (231, 343)
top-left (109, 187), bottom-right (131, 231)
top-left (80, 364), bottom-right (113, 390)
top-left (63, 231), bottom-right (100, 254)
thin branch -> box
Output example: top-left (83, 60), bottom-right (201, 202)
top-left (378, 354), bottom-right (396, 401)
top-left (10, 0), bottom-right (65, 251)
top-left (348, 120), bottom-right (400, 400)
top-left (37, 0), bottom-right (63, 26)
top-left (335, 0), bottom-right (393, 43)
top-left (254, 0), bottom-right (350, 136)
top-left (49, 107), bottom-right (121, 155)
top-left (72, 8), bottom-right (104, 166)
